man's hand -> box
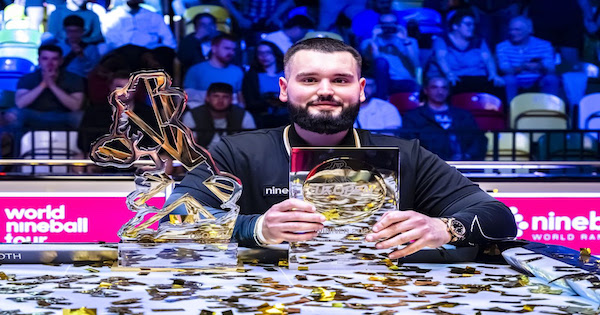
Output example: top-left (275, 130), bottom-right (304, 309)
top-left (365, 210), bottom-right (451, 259)
top-left (260, 199), bottom-right (326, 244)
top-left (42, 69), bottom-right (58, 87)
top-left (70, 43), bottom-right (83, 56)
top-left (489, 74), bottom-right (505, 87)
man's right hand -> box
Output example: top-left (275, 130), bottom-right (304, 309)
top-left (42, 69), bottom-right (58, 87)
top-left (260, 199), bottom-right (326, 244)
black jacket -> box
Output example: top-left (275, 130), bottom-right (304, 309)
top-left (402, 105), bottom-right (488, 160)
top-left (170, 126), bottom-right (516, 247)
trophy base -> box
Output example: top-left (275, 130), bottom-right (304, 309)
top-left (288, 240), bottom-right (396, 271)
top-left (118, 242), bottom-right (238, 269)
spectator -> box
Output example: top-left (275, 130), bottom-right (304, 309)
top-left (183, 34), bottom-right (244, 108)
top-left (403, 76), bottom-right (487, 161)
top-left (426, 10), bottom-right (504, 96)
top-left (177, 13), bottom-right (220, 72)
top-left (46, 0), bottom-right (104, 44)
top-left (46, 15), bottom-right (101, 78)
top-left (360, 13), bottom-right (420, 99)
top-left (78, 70), bottom-right (156, 155)
top-left (318, 0), bottom-right (366, 31)
top-left (6, 44), bottom-right (85, 156)
top-left (182, 83), bottom-right (255, 150)
top-left (219, 0), bottom-right (295, 34)
top-left (354, 78), bottom-right (402, 133)
top-left (101, 0), bottom-right (176, 73)
top-left (262, 15), bottom-right (314, 54)
top-left (242, 41), bottom-right (288, 128)
top-left (496, 16), bottom-right (559, 103)
top-left (468, 0), bottom-right (522, 48)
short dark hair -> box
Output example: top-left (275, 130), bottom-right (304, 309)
top-left (449, 9), bottom-right (475, 27)
top-left (63, 15), bottom-right (85, 28)
top-left (283, 37), bottom-right (362, 77)
top-left (193, 12), bottom-right (216, 28)
top-left (38, 44), bottom-right (63, 57)
top-left (211, 33), bottom-right (237, 46)
top-left (283, 15), bottom-right (314, 30)
top-left (207, 82), bottom-right (233, 95)
top-left (109, 70), bottom-right (131, 84)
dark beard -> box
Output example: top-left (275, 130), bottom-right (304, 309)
top-left (288, 97), bottom-right (360, 135)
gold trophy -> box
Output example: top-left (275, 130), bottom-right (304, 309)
top-left (289, 148), bottom-right (399, 270)
top-left (90, 70), bottom-right (241, 269)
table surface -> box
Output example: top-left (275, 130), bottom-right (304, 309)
top-left (1, 248), bottom-right (599, 315)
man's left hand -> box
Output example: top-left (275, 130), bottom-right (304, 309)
top-left (365, 210), bottom-right (451, 259)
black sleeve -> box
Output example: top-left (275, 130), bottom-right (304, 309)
top-left (411, 141), bottom-right (517, 245)
top-left (169, 139), bottom-right (261, 247)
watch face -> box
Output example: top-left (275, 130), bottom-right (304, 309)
top-left (452, 219), bottom-right (466, 237)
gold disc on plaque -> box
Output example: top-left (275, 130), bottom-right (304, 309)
top-left (302, 157), bottom-right (387, 225)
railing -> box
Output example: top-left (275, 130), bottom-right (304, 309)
top-left (1, 127), bottom-right (599, 176)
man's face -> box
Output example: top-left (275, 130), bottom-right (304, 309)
top-left (65, 26), bottom-right (84, 42)
top-left (196, 16), bottom-right (216, 35)
top-left (453, 16), bottom-right (475, 38)
top-left (206, 91), bottom-right (233, 112)
top-left (279, 50), bottom-right (365, 134)
top-left (257, 44), bottom-right (276, 68)
top-left (287, 26), bottom-right (309, 43)
top-left (38, 50), bottom-right (62, 72)
top-left (424, 78), bottom-right (450, 104)
top-left (212, 39), bottom-right (236, 64)
top-left (508, 20), bottom-right (529, 44)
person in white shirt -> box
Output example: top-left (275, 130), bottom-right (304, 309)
top-left (263, 15), bottom-right (314, 54)
top-left (101, 0), bottom-right (176, 51)
top-left (354, 78), bottom-right (402, 133)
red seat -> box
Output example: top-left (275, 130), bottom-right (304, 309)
top-left (451, 93), bottom-right (506, 131)
top-left (389, 92), bottom-right (420, 114)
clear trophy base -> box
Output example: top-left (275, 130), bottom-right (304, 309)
top-left (118, 242), bottom-right (238, 270)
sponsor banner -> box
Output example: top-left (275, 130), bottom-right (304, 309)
top-left (0, 195), bottom-right (165, 243)
top-left (495, 193), bottom-right (600, 252)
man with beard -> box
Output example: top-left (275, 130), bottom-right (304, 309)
top-left (167, 38), bottom-right (516, 259)
top-left (184, 34), bottom-right (245, 108)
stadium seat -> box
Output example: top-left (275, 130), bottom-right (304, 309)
top-left (0, 29), bottom-right (42, 47)
top-left (537, 132), bottom-right (599, 161)
top-left (184, 5), bottom-right (231, 34)
top-left (20, 131), bottom-right (81, 174)
top-left (389, 92), bottom-right (420, 114)
top-left (0, 57), bottom-right (35, 75)
top-left (0, 45), bottom-right (39, 65)
top-left (451, 92), bottom-right (505, 131)
top-left (578, 93), bottom-right (600, 131)
top-left (510, 93), bottom-right (568, 132)
top-left (485, 132), bottom-right (531, 161)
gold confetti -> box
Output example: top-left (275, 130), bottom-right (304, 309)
top-left (62, 307), bottom-right (96, 315)
top-left (529, 284), bottom-right (562, 295)
top-left (310, 287), bottom-right (336, 302)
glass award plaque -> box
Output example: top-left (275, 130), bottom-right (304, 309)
top-left (90, 70), bottom-right (241, 269)
top-left (289, 147), bottom-right (400, 270)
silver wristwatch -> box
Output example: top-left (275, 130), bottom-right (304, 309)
top-left (440, 217), bottom-right (466, 243)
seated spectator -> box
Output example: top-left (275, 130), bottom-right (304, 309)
top-left (354, 78), bottom-right (402, 133)
top-left (101, 0), bottom-right (176, 73)
top-left (182, 83), bottom-right (255, 150)
top-left (496, 16), bottom-right (560, 103)
top-left (219, 0), bottom-right (295, 43)
top-left (10, 44), bottom-right (85, 132)
top-left (262, 15), bottom-right (314, 54)
top-left (360, 13), bottom-right (420, 99)
top-left (78, 70), bottom-right (156, 155)
top-left (177, 12), bottom-right (220, 72)
top-left (45, 15), bottom-right (101, 78)
top-left (183, 34), bottom-right (244, 108)
top-left (242, 41), bottom-right (288, 128)
top-left (403, 76), bottom-right (487, 161)
top-left (318, 0), bottom-right (366, 31)
top-left (46, 0), bottom-right (104, 44)
top-left (426, 10), bottom-right (504, 96)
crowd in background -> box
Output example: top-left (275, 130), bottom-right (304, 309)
top-left (0, 0), bottom-right (599, 172)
